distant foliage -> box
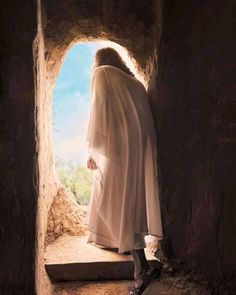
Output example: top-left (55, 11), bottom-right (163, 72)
top-left (55, 156), bottom-right (93, 205)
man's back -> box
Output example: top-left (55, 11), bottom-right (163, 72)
top-left (87, 64), bottom-right (163, 253)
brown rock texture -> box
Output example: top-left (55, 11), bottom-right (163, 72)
top-left (0, 0), bottom-right (235, 294)
top-left (52, 273), bottom-right (211, 295)
top-left (46, 187), bottom-right (86, 245)
top-left (149, 0), bottom-right (236, 293)
top-left (0, 1), bottom-right (38, 294)
top-left (42, 0), bottom-right (162, 86)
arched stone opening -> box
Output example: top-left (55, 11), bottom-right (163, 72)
top-left (1, 0), bottom-right (235, 294)
top-left (35, 1), bottom-right (163, 293)
top-left (46, 40), bottom-right (148, 243)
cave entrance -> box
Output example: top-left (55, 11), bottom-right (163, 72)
top-left (44, 39), bottom-right (159, 282)
top-left (51, 40), bottom-right (141, 206)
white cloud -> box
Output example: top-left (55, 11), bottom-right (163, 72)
top-left (53, 135), bottom-right (89, 165)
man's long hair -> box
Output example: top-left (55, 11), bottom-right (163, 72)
top-left (93, 47), bottom-right (134, 77)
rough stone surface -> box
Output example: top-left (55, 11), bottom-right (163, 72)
top-left (149, 0), bottom-right (236, 294)
top-left (45, 235), bottom-right (161, 282)
top-left (52, 273), bottom-right (211, 295)
top-left (42, 0), bottom-right (162, 86)
top-left (0, 0), bottom-right (235, 294)
top-left (46, 187), bottom-right (86, 245)
top-left (0, 1), bottom-right (38, 294)
top-left (34, 1), bottom-right (59, 294)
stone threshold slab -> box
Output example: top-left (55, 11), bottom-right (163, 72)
top-left (45, 235), bottom-right (160, 282)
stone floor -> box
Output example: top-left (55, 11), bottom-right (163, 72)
top-left (53, 273), bottom-right (211, 295)
top-left (45, 234), bottom-right (161, 281)
top-left (47, 235), bottom-right (211, 294)
top-left (45, 234), bottom-right (156, 264)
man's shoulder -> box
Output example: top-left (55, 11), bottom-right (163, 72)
top-left (92, 66), bottom-right (106, 76)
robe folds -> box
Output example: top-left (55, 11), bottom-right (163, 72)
top-left (86, 65), bottom-right (163, 253)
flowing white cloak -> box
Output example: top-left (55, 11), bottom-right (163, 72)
top-left (85, 65), bottom-right (163, 253)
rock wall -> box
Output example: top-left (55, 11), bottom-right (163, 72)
top-left (42, 0), bottom-right (162, 86)
top-left (34, 9), bottom-right (59, 294)
top-left (46, 187), bottom-right (86, 245)
top-left (0, 1), bottom-right (38, 294)
top-left (149, 0), bottom-right (236, 293)
top-left (0, 0), bottom-right (235, 294)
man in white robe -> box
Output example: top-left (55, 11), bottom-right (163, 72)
top-left (86, 63), bottom-right (163, 293)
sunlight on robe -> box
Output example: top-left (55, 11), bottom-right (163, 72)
top-left (86, 65), bottom-right (163, 253)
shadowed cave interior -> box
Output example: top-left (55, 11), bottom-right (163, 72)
top-left (0, 0), bottom-right (235, 294)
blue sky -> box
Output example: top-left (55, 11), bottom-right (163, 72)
top-left (52, 42), bottom-right (101, 165)
top-left (52, 41), bottom-right (139, 166)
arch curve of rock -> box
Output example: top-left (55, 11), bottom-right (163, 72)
top-left (0, 0), bottom-right (235, 294)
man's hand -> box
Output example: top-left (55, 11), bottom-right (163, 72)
top-left (87, 156), bottom-right (97, 170)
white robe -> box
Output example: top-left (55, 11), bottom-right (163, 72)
top-left (85, 65), bottom-right (163, 253)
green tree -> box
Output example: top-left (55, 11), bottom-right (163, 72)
top-left (55, 156), bottom-right (93, 205)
